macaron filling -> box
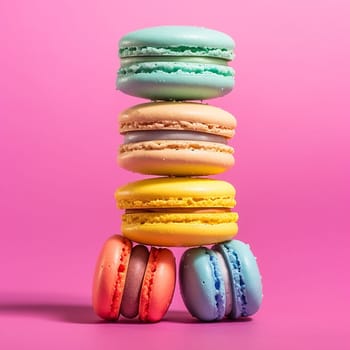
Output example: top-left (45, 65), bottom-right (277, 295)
top-left (206, 250), bottom-right (225, 320)
top-left (119, 46), bottom-right (233, 60)
top-left (215, 251), bottom-right (233, 316)
top-left (118, 62), bottom-right (234, 78)
top-left (121, 56), bottom-right (229, 66)
top-left (120, 245), bottom-right (149, 318)
top-left (123, 130), bottom-right (228, 145)
top-left (230, 252), bottom-right (247, 317)
top-left (125, 208), bottom-right (231, 214)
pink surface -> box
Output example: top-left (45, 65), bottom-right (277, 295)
top-left (1, 0), bottom-right (349, 349)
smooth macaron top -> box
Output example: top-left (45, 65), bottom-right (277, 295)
top-left (115, 177), bottom-right (236, 209)
top-left (119, 102), bottom-right (236, 139)
top-left (119, 26), bottom-right (235, 60)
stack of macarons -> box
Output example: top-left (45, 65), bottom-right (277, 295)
top-left (92, 26), bottom-right (262, 323)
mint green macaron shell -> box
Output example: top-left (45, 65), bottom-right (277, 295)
top-left (119, 26), bottom-right (235, 60)
top-left (117, 62), bottom-right (234, 100)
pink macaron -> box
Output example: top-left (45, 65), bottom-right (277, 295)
top-left (92, 235), bottom-right (176, 322)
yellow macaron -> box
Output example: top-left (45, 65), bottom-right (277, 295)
top-left (115, 177), bottom-right (238, 247)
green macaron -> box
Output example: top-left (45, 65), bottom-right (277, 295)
top-left (117, 26), bottom-right (235, 101)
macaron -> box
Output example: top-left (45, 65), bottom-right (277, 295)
top-left (92, 235), bottom-right (176, 322)
top-left (117, 26), bottom-right (235, 100)
top-left (115, 177), bottom-right (238, 247)
top-left (118, 101), bottom-right (236, 176)
top-left (179, 240), bottom-right (263, 321)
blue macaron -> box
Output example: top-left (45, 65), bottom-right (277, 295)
top-left (179, 240), bottom-right (263, 321)
top-left (117, 26), bottom-right (235, 101)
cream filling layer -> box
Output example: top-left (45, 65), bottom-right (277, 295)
top-left (124, 130), bottom-right (228, 145)
top-left (125, 208), bottom-right (232, 214)
top-left (120, 56), bottom-right (228, 66)
top-left (119, 46), bottom-right (233, 60)
top-left (118, 62), bottom-right (234, 77)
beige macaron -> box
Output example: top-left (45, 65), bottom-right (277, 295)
top-left (118, 102), bottom-right (236, 176)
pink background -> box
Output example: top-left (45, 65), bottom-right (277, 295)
top-left (1, 0), bottom-right (349, 349)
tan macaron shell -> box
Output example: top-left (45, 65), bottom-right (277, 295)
top-left (119, 102), bottom-right (236, 138)
top-left (119, 140), bottom-right (234, 176)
